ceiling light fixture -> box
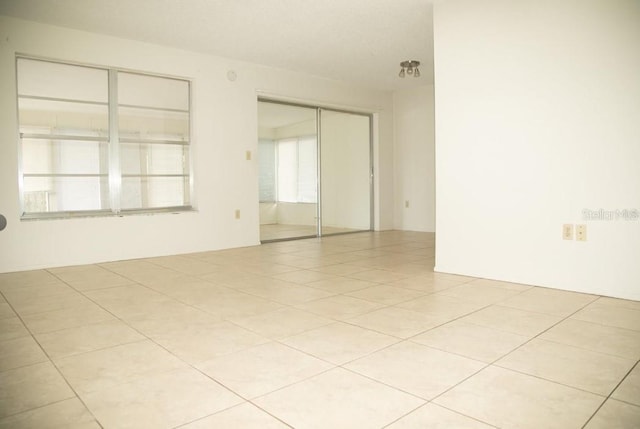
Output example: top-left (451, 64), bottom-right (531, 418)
top-left (399, 60), bottom-right (421, 78)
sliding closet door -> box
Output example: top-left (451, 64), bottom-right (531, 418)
top-left (258, 101), bottom-right (318, 241)
top-left (320, 110), bottom-right (372, 235)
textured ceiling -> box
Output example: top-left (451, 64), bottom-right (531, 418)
top-left (0, 0), bottom-right (434, 91)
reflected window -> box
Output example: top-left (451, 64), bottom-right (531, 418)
top-left (258, 139), bottom-right (276, 202)
top-left (258, 136), bottom-right (317, 204)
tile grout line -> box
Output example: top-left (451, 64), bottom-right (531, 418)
top-left (46, 268), bottom-right (275, 429)
top-left (48, 262), bottom-right (364, 428)
top-left (164, 235), bottom-right (438, 426)
top-left (114, 249), bottom-right (629, 427)
top-left (391, 286), bottom-right (613, 427)
top-left (1, 275), bottom-right (105, 428)
top-left (2, 232), bottom-right (635, 428)
top-left (580, 359), bottom-right (640, 429)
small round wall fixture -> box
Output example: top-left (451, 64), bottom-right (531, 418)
top-left (399, 60), bottom-right (421, 78)
top-left (0, 214), bottom-right (6, 231)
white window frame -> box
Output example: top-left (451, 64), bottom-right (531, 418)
top-left (16, 55), bottom-right (194, 220)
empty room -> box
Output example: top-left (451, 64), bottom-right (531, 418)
top-left (0, 0), bottom-right (638, 428)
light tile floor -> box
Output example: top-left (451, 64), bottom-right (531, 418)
top-left (0, 231), bottom-right (639, 428)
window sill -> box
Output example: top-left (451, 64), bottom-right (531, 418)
top-left (20, 206), bottom-right (195, 221)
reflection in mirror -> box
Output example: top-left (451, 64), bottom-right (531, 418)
top-left (321, 110), bottom-right (372, 235)
top-left (258, 101), bottom-right (318, 241)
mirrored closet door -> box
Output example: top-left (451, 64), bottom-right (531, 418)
top-left (257, 100), bottom-right (372, 242)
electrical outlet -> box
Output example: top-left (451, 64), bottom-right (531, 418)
top-left (576, 224), bottom-right (587, 241)
top-left (245, 150), bottom-right (252, 160)
top-left (235, 209), bottom-right (241, 219)
top-left (562, 224), bottom-right (574, 240)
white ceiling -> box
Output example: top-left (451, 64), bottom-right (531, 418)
top-left (0, 0), bottom-right (434, 91)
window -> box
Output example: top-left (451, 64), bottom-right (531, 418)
top-left (16, 57), bottom-right (191, 219)
top-left (258, 136), bottom-right (317, 204)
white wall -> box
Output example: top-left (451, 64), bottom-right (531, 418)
top-left (393, 85), bottom-right (435, 232)
top-left (0, 16), bottom-right (394, 272)
top-left (434, 0), bottom-right (640, 300)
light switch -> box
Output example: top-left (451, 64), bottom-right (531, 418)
top-left (562, 224), bottom-right (573, 240)
top-left (246, 150), bottom-right (252, 160)
top-left (576, 224), bottom-right (587, 241)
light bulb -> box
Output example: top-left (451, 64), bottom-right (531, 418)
top-left (399, 68), bottom-right (405, 78)
top-left (414, 67), bottom-right (420, 77)
top-left (407, 66), bottom-right (413, 75)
